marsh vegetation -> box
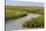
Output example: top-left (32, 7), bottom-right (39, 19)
top-left (23, 15), bottom-right (44, 28)
top-left (5, 6), bottom-right (44, 20)
top-left (6, 6), bottom-right (44, 30)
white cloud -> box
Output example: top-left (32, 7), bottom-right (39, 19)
top-left (10, 0), bottom-right (44, 2)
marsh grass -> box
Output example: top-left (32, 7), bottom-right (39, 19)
top-left (23, 15), bottom-right (44, 28)
top-left (5, 6), bottom-right (44, 21)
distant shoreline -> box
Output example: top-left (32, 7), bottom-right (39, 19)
top-left (5, 6), bottom-right (44, 7)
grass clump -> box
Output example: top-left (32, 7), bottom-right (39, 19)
top-left (23, 15), bottom-right (44, 28)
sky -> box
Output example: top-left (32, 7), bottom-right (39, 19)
top-left (6, 0), bottom-right (44, 6)
top-left (6, 0), bottom-right (44, 2)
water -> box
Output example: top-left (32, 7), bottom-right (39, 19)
top-left (6, 14), bottom-right (39, 31)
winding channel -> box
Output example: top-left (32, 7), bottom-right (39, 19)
top-left (6, 13), bottom-right (40, 31)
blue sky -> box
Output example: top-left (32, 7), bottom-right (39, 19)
top-left (6, 0), bottom-right (44, 6)
top-left (6, 0), bottom-right (44, 2)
